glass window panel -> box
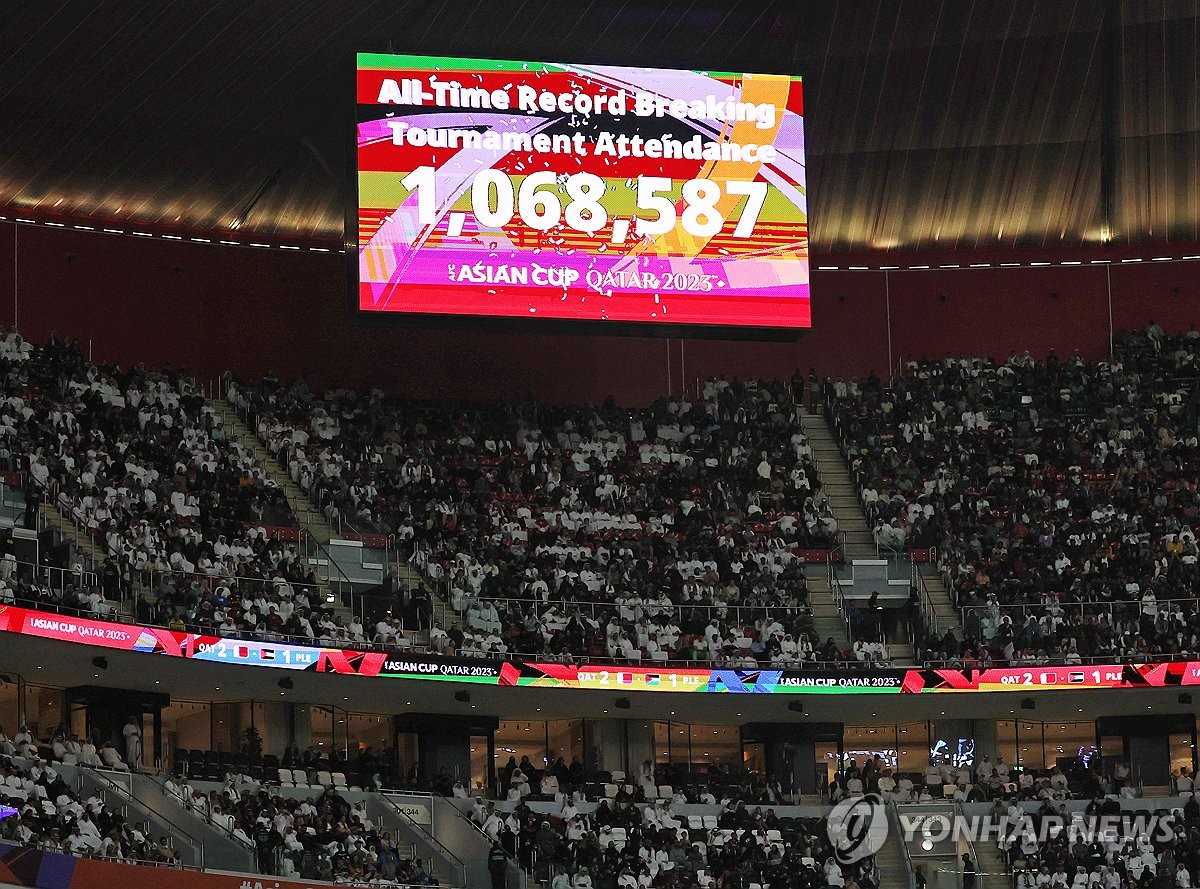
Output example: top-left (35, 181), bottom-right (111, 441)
top-left (844, 724), bottom-right (898, 770)
top-left (311, 705), bottom-right (334, 755)
top-left (670, 723), bottom-right (690, 765)
top-left (495, 720), bottom-right (549, 771)
top-left (743, 741), bottom-right (765, 776)
top-left (1170, 733), bottom-right (1195, 779)
top-left (25, 685), bottom-right (60, 743)
top-left (814, 741), bottom-right (839, 793)
top-left (347, 713), bottom-right (391, 759)
top-left (0, 678), bottom-right (18, 737)
top-left (1017, 722), bottom-right (1044, 770)
top-left (1099, 735), bottom-right (1124, 761)
top-left (897, 722), bottom-right (930, 773)
top-left (160, 700), bottom-right (211, 771)
top-left (996, 721), bottom-right (1017, 771)
top-left (397, 732), bottom-right (418, 779)
top-left (1043, 722), bottom-right (1094, 770)
top-left (654, 721), bottom-right (670, 763)
top-left (689, 725), bottom-right (741, 767)
top-left (470, 736), bottom-right (490, 795)
top-left (545, 720), bottom-right (583, 771)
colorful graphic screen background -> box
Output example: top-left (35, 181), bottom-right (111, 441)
top-left (355, 53), bottom-right (809, 328)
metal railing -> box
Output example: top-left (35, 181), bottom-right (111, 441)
top-left (440, 593), bottom-right (811, 631)
top-left (381, 792), bottom-right (468, 889)
top-left (912, 565), bottom-right (940, 639)
top-left (154, 776), bottom-right (256, 854)
top-left (886, 800), bottom-right (918, 889)
top-left (83, 766), bottom-right (206, 868)
top-left (958, 597), bottom-right (1163, 631)
top-left (0, 835), bottom-right (190, 871)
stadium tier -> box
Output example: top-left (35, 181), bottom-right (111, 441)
top-left (6, 3), bottom-right (1200, 888)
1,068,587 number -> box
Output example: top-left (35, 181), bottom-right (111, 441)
top-left (399, 166), bottom-right (768, 240)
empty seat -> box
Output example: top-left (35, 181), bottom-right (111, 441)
top-left (702, 816), bottom-right (718, 829)
top-left (603, 784), bottom-right (618, 798)
top-left (291, 769), bottom-right (308, 786)
top-left (277, 768), bottom-right (293, 786)
top-left (657, 784), bottom-right (673, 799)
top-left (332, 773), bottom-right (347, 787)
top-left (316, 770), bottom-right (332, 787)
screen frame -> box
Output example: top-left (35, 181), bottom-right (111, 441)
top-left (346, 50), bottom-right (809, 342)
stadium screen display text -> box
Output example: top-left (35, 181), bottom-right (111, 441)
top-left (355, 53), bottom-right (809, 329)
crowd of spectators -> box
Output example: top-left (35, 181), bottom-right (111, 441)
top-left (826, 324), bottom-right (1200, 668)
top-left (1001, 796), bottom-right (1200, 888)
top-left (229, 373), bottom-right (870, 666)
top-left (0, 334), bottom-right (904, 668)
top-left (476, 795), bottom-right (878, 889)
top-left (164, 773), bottom-right (436, 884)
top-left (0, 334), bottom-right (379, 651)
top-left (0, 751), bottom-right (178, 865)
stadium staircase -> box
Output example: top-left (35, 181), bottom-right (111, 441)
top-left (62, 766), bottom-right (256, 872)
top-left (212, 400), bottom-right (367, 622)
top-left (798, 410), bottom-right (917, 666)
top-left (873, 829), bottom-right (912, 889)
top-left (917, 567), bottom-right (965, 642)
top-left (39, 503), bottom-right (106, 571)
top-left (803, 572), bottom-right (853, 653)
top-left (972, 834), bottom-right (1010, 889)
top-left (36, 503), bottom-right (139, 618)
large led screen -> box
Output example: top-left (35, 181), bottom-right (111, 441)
top-left (355, 53), bottom-right (809, 329)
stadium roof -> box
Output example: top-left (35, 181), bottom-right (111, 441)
top-left (3, 0), bottom-right (1198, 254)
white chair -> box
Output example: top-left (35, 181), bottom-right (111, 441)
top-left (767, 829), bottom-right (782, 841)
top-left (332, 773), bottom-right (347, 787)
top-left (317, 770), bottom-right (332, 787)
top-left (702, 815), bottom-right (718, 830)
top-left (603, 783), bottom-right (618, 798)
top-left (687, 816), bottom-right (704, 829)
top-left (291, 769), bottom-right (309, 787)
top-left (657, 784), bottom-right (673, 799)
top-left (277, 768), bottom-right (293, 787)
top-left (610, 770), bottom-right (626, 783)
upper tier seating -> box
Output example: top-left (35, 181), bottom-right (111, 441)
top-left (827, 324), bottom-right (1200, 667)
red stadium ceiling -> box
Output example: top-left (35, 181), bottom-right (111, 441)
top-left (1, 0), bottom-right (1199, 254)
